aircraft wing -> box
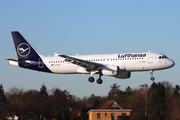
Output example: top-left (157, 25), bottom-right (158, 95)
top-left (58, 54), bottom-right (103, 71)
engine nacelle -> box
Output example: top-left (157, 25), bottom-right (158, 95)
top-left (115, 71), bottom-right (131, 79)
top-left (101, 65), bottom-right (119, 76)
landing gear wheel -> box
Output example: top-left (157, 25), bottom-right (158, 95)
top-left (96, 78), bottom-right (103, 84)
top-left (149, 70), bottom-right (155, 81)
top-left (88, 77), bottom-right (95, 83)
top-left (150, 77), bottom-right (155, 81)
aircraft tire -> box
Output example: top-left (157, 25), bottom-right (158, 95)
top-left (88, 77), bottom-right (95, 83)
top-left (150, 77), bottom-right (155, 81)
top-left (96, 78), bottom-right (103, 84)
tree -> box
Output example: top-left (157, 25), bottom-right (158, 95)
top-left (108, 83), bottom-right (120, 100)
top-left (128, 89), bottom-right (146, 120)
top-left (170, 84), bottom-right (180, 119)
top-left (127, 85), bottom-right (150, 120)
top-left (40, 83), bottom-right (48, 100)
top-left (49, 88), bottom-right (70, 120)
top-left (92, 99), bottom-right (100, 108)
top-left (6, 87), bottom-right (25, 119)
top-left (124, 86), bottom-right (133, 95)
top-left (173, 85), bottom-right (180, 96)
top-left (0, 84), bottom-right (6, 105)
top-left (0, 84), bottom-right (7, 120)
top-left (149, 82), bottom-right (166, 120)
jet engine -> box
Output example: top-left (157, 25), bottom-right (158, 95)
top-left (115, 71), bottom-right (131, 79)
top-left (101, 65), bottom-right (119, 76)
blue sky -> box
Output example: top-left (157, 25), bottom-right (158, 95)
top-left (1, 1), bottom-right (180, 98)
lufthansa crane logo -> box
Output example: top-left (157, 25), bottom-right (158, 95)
top-left (17, 43), bottom-right (31, 57)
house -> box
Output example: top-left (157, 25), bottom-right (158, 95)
top-left (88, 100), bottom-right (132, 120)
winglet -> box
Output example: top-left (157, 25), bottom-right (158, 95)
top-left (54, 52), bottom-right (59, 57)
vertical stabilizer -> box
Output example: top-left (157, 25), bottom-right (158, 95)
top-left (11, 31), bottom-right (40, 60)
top-left (10, 31), bottom-right (52, 73)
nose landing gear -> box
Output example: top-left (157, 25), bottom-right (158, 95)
top-left (150, 70), bottom-right (155, 81)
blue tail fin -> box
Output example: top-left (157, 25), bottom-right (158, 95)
top-left (11, 31), bottom-right (52, 73)
top-left (11, 31), bottom-right (40, 60)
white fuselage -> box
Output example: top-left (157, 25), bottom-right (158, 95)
top-left (40, 52), bottom-right (174, 74)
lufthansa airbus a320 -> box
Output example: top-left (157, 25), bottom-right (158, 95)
top-left (7, 31), bottom-right (175, 84)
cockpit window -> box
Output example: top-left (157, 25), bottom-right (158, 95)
top-left (159, 55), bottom-right (168, 59)
top-left (165, 55), bottom-right (168, 58)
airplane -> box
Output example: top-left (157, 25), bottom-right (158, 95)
top-left (7, 31), bottom-right (175, 84)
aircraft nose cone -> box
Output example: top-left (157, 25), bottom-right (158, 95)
top-left (171, 60), bottom-right (175, 67)
top-left (169, 59), bottom-right (175, 68)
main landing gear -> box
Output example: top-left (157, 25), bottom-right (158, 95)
top-left (88, 77), bottom-right (103, 84)
top-left (88, 73), bottom-right (103, 84)
top-left (150, 70), bottom-right (155, 81)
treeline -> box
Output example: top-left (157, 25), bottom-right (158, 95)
top-left (0, 81), bottom-right (180, 120)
